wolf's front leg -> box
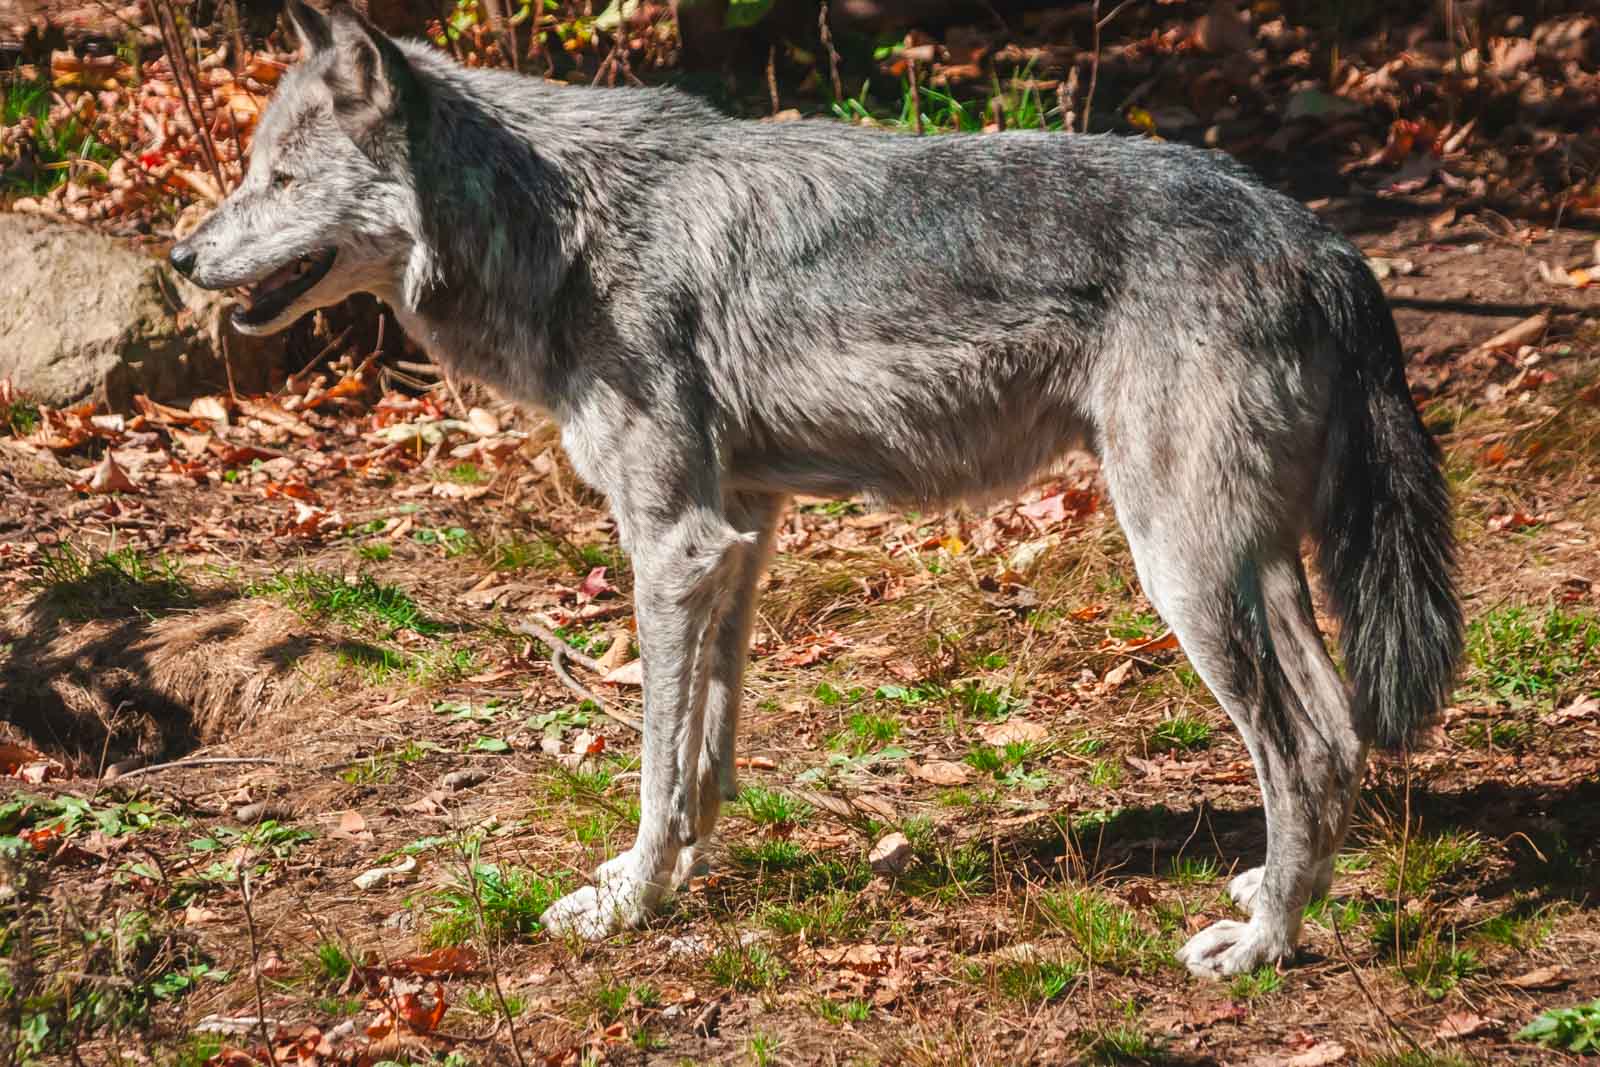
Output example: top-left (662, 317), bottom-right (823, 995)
top-left (540, 506), bottom-right (754, 940)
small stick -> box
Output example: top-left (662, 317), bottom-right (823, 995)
top-left (1082, 0), bottom-right (1138, 134)
top-left (766, 44), bottom-right (780, 117)
top-left (240, 866), bottom-right (279, 1066)
top-left (818, 2), bottom-right (843, 103)
top-left (1331, 903), bottom-right (1428, 1059)
top-left (908, 58), bottom-right (923, 135)
top-left (455, 835), bottom-right (529, 1067)
top-left (514, 620), bottom-right (643, 733)
top-left (107, 756), bottom-right (286, 781)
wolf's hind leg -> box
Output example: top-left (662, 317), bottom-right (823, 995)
top-left (1111, 498), bottom-right (1365, 976)
top-left (672, 492), bottom-right (785, 888)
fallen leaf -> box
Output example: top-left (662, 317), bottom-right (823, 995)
top-left (869, 832), bottom-right (912, 875)
top-left (1285, 1042), bottom-right (1347, 1067)
top-left (1100, 659), bottom-right (1137, 691)
top-left (1436, 1012), bottom-right (1497, 1039)
top-left (976, 719), bottom-right (1048, 746)
top-left (1507, 964), bottom-right (1572, 990)
top-left (604, 660), bottom-right (643, 686)
top-left (77, 451), bottom-right (139, 494)
top-left (354, 855), bottom-right (419, 891)
top-left (908, 759), bottom-right (970, 786)
top-left (390, 946), bottom-right (483, 978)
top-left (331, 810), bottom-right (373, 844)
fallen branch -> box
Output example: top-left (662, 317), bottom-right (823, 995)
top-left (106, 756), bottom-right (287, 781)
top-left (513, 620), bottom-right (643, 733)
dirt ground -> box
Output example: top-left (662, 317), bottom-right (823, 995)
top-left (1, 192), bottom-right (1598, 1067)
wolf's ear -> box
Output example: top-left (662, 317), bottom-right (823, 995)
top-left (284, 0), bottom-right (332, 53)
top-left (323, 1), bottom-right (421, 149)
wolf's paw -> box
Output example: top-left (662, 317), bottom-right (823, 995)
top-left (540, 853), bottom-right (661, 941)
top-left (1176, 919), bottom-right (1292, 978)
top-left (671, 845), bottom-right (710, 889)
top-left (1228, 866), bottom-right (1266, 914)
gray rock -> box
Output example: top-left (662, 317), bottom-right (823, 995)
top-left (0, 213), bottom-right (286, 409)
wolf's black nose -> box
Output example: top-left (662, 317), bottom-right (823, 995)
top-left (169, 243), bottom-right (197, 277)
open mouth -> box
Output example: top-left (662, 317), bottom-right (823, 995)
top-left (231, 248), bottom-right (336, 328)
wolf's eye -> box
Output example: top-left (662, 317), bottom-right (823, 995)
top-left (271, 171), bottom-right (294, 190)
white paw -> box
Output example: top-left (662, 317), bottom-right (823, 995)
top-left (671, 844), bottom-right (710, 889)
top-left (1228, 866), bottom-right (1265, 914)
top-left (1176, 919), bottom-right (1290, 979)
top-left (540, 853), bottom-right (661, 941)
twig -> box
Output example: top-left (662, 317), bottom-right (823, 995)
top-left (107, 756), bottom-right (287, 781)
top-left (1331, 901), bottom-right (1428, 1059)
top-left (240, 866), bottom-right (278, 1066)
top-left (1082, 0), bottom-right (1139, 134)
top-left (454, 835), bottom-right (529, 1067)
top-left (908, 57), bottom-right (923, 135)
top-left (766, 44), bottom-right (780, 117)
top-left (818, 2), bottom-right (843, 103)
top-left (149, 0), bottom-right (226, 195)
top-left (513, 620), bottom-right (643, 732)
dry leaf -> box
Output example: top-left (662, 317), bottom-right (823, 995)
top-left (1436, 1012), bottom-right (1497, 1039)
top-left (1285, 1042), bottom-right (1347, 1067)
top-left (976, 719), bottom-right (1048, 746)
top-left (77, 451), bottom-right (139, 494)
top-left (604, 659), bottom-right (643, 686)
top-left (1507, 964), bottom-right (1572, 989)
top-left (908, 759), bottom-right (970, 786)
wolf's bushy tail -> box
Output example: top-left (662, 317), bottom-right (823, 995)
top-left (1310, 247), bottom-right (1463, 750)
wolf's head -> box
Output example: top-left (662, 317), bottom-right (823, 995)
top-left (170, 0), bottom-right (427, 334)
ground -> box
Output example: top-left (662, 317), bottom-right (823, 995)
top-left (1, 198), bottom-right (1598, 1067)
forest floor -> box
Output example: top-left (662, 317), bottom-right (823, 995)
top-left (2, 195), bottom-right (1600, 1067)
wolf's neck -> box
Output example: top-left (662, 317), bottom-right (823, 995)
top-left (392, 60), bottom-right (659, 413)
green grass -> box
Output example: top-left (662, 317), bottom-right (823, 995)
top-left (313, 941), bottom-right (353, 984)
top-left (1, 77), bottom-right (116, 197)
top-left (1228, 965), bottom-right (1282, 999)
top-left (1081, 1022), bottom-right (1170, 1065)
top-left (34, 545), bottom-right (191, 620)
top-left (734, 787), bottom-right (813, 829)
top-left (444, 462), bottom-right (488, 485)
top-left (831, 711), bottom-right (901, 754)
top-left (730, 839), bottom-right (812, 871)
top-left (1379, 828), bottom-right (1484, 897)
top-left (463, 985), bottom-right (524, 1017)
top-left (1164, 856), bottom-right (1220, 886)
top-left (1456, 716), bottom-right (1532, 750)
top-left (1465, 605), bottom-right (1599, 707)
top-left (991, 957), bottom-right (1082, 1004)
top-left (1, 391), bottom-right (40, 436)
top-left (1147, 713), bottom-right (1212, 753)
top-left (479, 535), bottom-right (563, 572)
top-left (584, 980), bottom-right (657, 1023)
top-left (421, 863), bottom-right (567, 947)
top-left (814, 998), bottom-right (871, 1024)
top-left (706, 943), bottom-right (788, 993)
top-left (249, 569), bottom-right (438, 636)
top-left (1039, 887), bottom-right (1164, 972)
top-left (1087, 758), bottom-right (1123, 787)
top-left (760, 889), bottom-right (867, 941)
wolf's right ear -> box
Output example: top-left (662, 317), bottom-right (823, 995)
top-left (284, 0), bottom-right (333, 53)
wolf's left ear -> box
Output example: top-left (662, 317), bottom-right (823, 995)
top-left (324, 1), bottom-right (422, 150)
top-left (284, 0), bottom-right (332, 53)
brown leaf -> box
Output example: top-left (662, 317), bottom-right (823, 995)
top-left (908, 759), bottom-right (970, 786)
top-left (976, 719), bottom-right (1048, 746)
top-left (1436, 1012), bottom-right (1497, 1039)
top-left (390, 946), bottom-right (483, 978)
top-left (77, 452), bottom-right (139, 494)
top-left (331, 810), bottom-right (373, 844)
top-left (1507, 964), bottom-right (1572, 990)
top-left (1284, 1042), bottom-right (1347, 1067)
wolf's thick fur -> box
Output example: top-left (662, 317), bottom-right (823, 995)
top-left (174, 0), bottom-right (1462, 977)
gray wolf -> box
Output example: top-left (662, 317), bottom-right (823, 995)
top-left (171, 0), bottom-right (1462, 978)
